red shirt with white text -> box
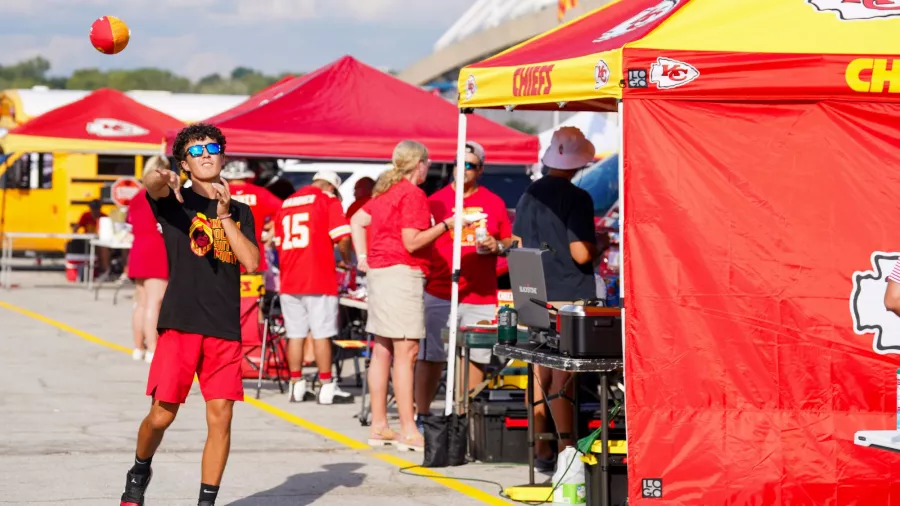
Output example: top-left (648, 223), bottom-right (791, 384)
top-left (275, 186), bottom-right (350, 295)
top-left (229, 181), bottom-right (282, 272)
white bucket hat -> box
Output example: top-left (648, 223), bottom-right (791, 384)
top-left (221, 159), bottom-right (255, 180)
top-left (541, 126), bottom-right (596, 170)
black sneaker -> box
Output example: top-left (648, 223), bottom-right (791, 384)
top-left (198, 502), bottom-right (215, 506)
top-left (535, 456), bottom-right (556, 473)
top-left (120, 468), bottom-right (153, 506)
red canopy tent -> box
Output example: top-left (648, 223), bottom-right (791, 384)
top-left (454, 0), bottom-right (900, 504)
top-left (1, 88), bottom-right (183, 154)
top-left (166, 56), bottom-right (538, 164)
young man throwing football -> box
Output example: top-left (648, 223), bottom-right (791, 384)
top-left (120, 123), bottom-right (259, 506)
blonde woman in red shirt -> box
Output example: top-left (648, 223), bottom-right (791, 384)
top-left (127, 156), bottom-right (171, 364)
top-left (351, 140), bottom-right (467, 451)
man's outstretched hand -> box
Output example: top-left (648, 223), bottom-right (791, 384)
top-left (144, 167), bottom-right (183, 203)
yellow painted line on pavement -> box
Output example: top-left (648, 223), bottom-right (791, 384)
top-left (0, 300), bottom-right (513, 505)
top-left (373, 453), bottom-right (513, 506)
top-left (243, 396), bottom-right (370, 450)
top-left (0, 300), bottom-right (132, 354)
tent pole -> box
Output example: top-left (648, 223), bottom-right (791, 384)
top-left (617, 100), bottom-right (624, 300)
top-left (445, 111), bottom-right (469, 417)
top-left (617, 98), bottom-right (628, 439)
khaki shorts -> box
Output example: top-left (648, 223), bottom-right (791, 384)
top-left (365, 265), bottom-right (425, 339)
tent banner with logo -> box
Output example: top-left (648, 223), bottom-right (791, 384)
top-left (457, 0), bottom-right (900, 111)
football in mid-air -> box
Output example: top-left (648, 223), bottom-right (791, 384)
top-left (90, 16), bottom-right (130, 55)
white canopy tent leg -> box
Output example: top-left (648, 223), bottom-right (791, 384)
top-left (444, 111), bottom-right (469, 417)
top-left (617, 100), bottom-right (624, 301)
top-left (617, 98), bottom-right (628, 436)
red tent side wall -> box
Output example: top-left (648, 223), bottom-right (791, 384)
top-left (623, 99), bottom-right (900, 505)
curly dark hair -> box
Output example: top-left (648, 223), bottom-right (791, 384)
top-left (172, 123), bottom-right (226, 163)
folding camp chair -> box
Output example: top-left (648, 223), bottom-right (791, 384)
top-left (253, 292), bottom-right (289, 398)
top-left (333, 299), bottom-right (367, 387)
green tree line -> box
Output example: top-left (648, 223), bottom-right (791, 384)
top-left (0, 57), bottom-right (297, 95)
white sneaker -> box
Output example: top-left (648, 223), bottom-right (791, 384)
top-left (289, 379), bottom-right (315, 403)
top-left (317, 382), bottom-right (354, 405)
top-left (144, 351), bottom-right (154, 364)
top-left (132, 349), bottom-right (144, 361)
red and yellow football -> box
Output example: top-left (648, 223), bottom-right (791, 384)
top-left (89, 16), bottom-right (130, 55)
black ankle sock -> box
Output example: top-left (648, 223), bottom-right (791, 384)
top-left (199, 483), bottom-right (219, 504)
top-left (131, 454), bottom-right (152, 475)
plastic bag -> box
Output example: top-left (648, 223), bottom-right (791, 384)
top-left (552, 446), bottom-right (586, 505)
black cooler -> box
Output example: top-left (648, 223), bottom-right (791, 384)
top-left (557, 305), bottom-right (622, 358)
top-left (469, 391), bottom-right (530, 464)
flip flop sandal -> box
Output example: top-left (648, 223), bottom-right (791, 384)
top-left (396, 433), bottom-right (425, 452)
top-left (368, 427), bottom-right (396, 447)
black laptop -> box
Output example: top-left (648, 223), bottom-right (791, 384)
top-left (507, 248), bottom-right (552, 331)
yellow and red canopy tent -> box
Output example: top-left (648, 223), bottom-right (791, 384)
top-left (449, 1), bottom-right (900, 505)
top-left (458, 0), bottom-right (900, 110)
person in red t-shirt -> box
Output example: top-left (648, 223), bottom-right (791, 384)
top-left (127, 156), bottom-right (170, 366)
top-left (415, 141), bottom-right (513, 420)
top-left (345, 176), bottom-right (375, 220)
top-left (73, 199), bottom-right (111, 273)
top-left (221, 159), bottom-right (282, 273)
top-left (274, 171), bottom-right (354, 405)
top-left (350, 140), bottom-right (471, 451)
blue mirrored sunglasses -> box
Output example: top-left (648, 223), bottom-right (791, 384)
top-left (454, 161), bottom-right (481, 171)
top-left (186, 142), bottom-right (221, 158)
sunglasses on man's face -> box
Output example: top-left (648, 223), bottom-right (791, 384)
top-left (455, 162), bottom-right (481, 171)
top-left (185, 142), bottom-right (222, 158)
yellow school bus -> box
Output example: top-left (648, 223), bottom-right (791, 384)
top-left (0, 151), bottom-right (146, 252)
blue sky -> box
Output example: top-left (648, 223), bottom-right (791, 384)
top-left (0, 0), bottom-right (473, 80)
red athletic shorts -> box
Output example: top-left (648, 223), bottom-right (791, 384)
top-left (146, 330), bottom-right (244, 403)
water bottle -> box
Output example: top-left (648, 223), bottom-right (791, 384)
top-left (497, 306), bottom-right (518, 345)
top-left (896, 368), bottom-right (900, 431)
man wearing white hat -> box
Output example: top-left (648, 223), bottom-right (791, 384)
top-left (273, 170), bottom-right (354, 405)
top-left (511, 126), bottom-right (598, 471)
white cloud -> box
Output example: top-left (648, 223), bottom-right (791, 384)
top-left (0, 34), bottom-right (90, 71)
top-left (0, 0), bottom-right (470, 23)
top-left (228, 0), bottom-right (317, 22)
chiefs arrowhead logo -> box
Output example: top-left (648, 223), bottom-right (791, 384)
top-left (594, 0), bottom-right (679, 43)
top-left (464, 75), bottom-right (477, 101)
top-left (809, 0), bottom-right (900, 20)
top-left (850, 252), bottom-right (900, 354)
top-left (649, 57), bottom-right (699, 89)
top-left (86, 118), bottom-right (149, 138)
top-left (594, 59), bottom-right (611, 89)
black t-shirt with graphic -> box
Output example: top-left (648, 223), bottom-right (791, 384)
top-left (148, 187), bottom-right (256, 341)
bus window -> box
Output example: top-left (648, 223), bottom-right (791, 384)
top-left (97, 155), bottom-right (136, 176)
top-left (2, 153), bottom-right (53, 189)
